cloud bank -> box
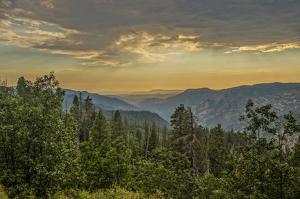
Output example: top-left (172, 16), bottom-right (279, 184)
top-left (1, 0), bottom-right (300, 67)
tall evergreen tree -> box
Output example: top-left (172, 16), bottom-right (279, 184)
top-left (70, 95), bottom-right (80, 121)
top-left (148, 121), bottom-right (159, 154)
top-left (143, 121), bottom-right (150, 160)
top-left (162, 124), bottom-right (169, 148)
top-left (73, 94), bottom-right (79, 107)
top-left (16, 76), bottom-right (32, 100)
top-left (170, 104), bottom-right (189, 153)
top-left (208, 124), bottom-right (230, 178)
top-left (170, 105), bottom-right (208, 175)
top-left (111, 110), bottom-right (125, 142)
top-left (90, 109), bottom-right (111, 148)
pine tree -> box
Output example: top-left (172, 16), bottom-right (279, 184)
top-left (170, 105), bottom-right (208, 175)
top-left (111, 110), bottom-right (125, 142)
top-left (208, 124), bottom-right (230, 178)
top-left (73, 94), bottom-right (79, 107)
top-left (143, 121), bottom-right (150, 160)
top-left (90, 109), bottom-right (111, 148)
top-left (148, 121), bottom-right (159, 154)
top-left (16, 76), bottom-right (32, 100)
top-left (170, 104), bottom-right (189, 153)
top-left (162, 124), bottom-right (168, 148)
top-left (70, 95), bottom-right (80, 121)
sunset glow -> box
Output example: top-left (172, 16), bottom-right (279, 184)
top-left (1, 0), bottom-right (300, 93)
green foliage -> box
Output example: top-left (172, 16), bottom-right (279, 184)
top-left (77, 136), bottom-right (130, 191)
top-left (3, 72), bottom-right (300, 199)
top-left (170, 105), bottom-right (208, 176)
top-left (170, 104), bottom-right (188, 153)
top-left (0, 73), bottom-right (77, 198)
top-left (111, 110), bottom-right (125, 142)
top-left (148, 122), bottom-right (159, 154)
top-left (90, 109), bottom-right (111, 148)
top-left (0, 185), bottom-right (8, 199)
top-left (52, 186), bottom-right (166, 199)
top-left (73, 94), bottom-right (79, 107)
top-left (208, 124), bottom-right (230, 178)
top-left (16, 76), bottom-right (33, 100)
top-left (226, 99), bottom-right (300, 198)
top-left (128, 149), bottom-right (199, 199)
top-left (162, 125), bottom-right (169, 148)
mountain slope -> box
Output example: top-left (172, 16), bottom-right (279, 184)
top-left (62, 89), bottom-right (139, 111)
top-left (102, 110), bottom-right (171, 128)
top-left (144, 82), bottom-right (300, 122)
top-left (146, 88), bottom-right (219, 120)
top-left (194, 87), bottom-right (300, 131)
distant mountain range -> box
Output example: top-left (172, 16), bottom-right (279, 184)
top-left (134, 83), bottom-right (300, 131)
top-left (61, 89), bottom-right (171, 128)
top-left (105, 89), bottom-right (184, 105)
top-left (61, 82), bottom-right (300, 132)
top-left (62, 89), bottom-right (139, 111)
top-left (193, 85), bottom-right (300, 131)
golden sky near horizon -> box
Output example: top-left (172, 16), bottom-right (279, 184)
top-left (1, 0), bottom-right (300, 93)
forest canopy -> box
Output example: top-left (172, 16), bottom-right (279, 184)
top-left (0, 73), bottom-right (300, 198)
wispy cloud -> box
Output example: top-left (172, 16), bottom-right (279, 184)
top-left (224, 43), bottom-right (300, 54)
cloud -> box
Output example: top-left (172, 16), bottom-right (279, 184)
top-left (57, 68), bottom-right (83, 72)
top-left (1, 0), bottom-right (300, 67)
top-left (0, 0), bottom-right (12, 26)
top-left (224, 43), bottom-right (300, 54)
top-left (40, 0), bottom-right (54, 9)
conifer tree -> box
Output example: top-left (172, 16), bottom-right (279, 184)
top-left (170, 105), bottom-right (208, 175)
top-left (143, 121), bottom-right (150, 160)
top-left (73, 94), bottom-right (79, 107)
top-left (111, 110), bottom-right (125, 142)
top-left (170, 104), bottom-right (189, 153)
top-left (70, 95), bottom-right (80, 121)
top-left (90, 109), bottom-right (111, 148)
top-left (136, 127), bottom-right (143, 149)
top-left (148, 121), bottom-right (159, 153)
top-left (208, 124), bottom-right (229, 178)
top-left (162, 124), bottom-right (168, 148)
top-left (16, 76), bottom-right (32, 100)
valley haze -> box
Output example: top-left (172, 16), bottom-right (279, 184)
top-left (62, 82), bottom-right (300, 132)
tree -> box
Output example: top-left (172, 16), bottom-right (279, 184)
top-left (16, 76), bottom-right (32, 100)
top-left (208, 124), bottom-right (230, 178)
top-left (162, 124), bottom-right (169, 148)
top-left (0, 72), bottom-right (78, 198)
top-left (230, 99), bottom-right (300, 198)
top-left (170, 105), bottom-right (207, 176)
top-left (111, 110), bottom-right (125, 142)
top-left (83, 96), bottom-right (93, 113)
top-left (90, 109), bottom-right (111, 148)
top-left (143, 121), bottom-right (150, 160)
top-left (148, 121), bottom-right (159, 154)
top-left (170, 104), bottom-right (188, 153)
top-left (73, 94), bottom-right (79, 107)
top-left (70, 95), bottom-right (80, 121)
top-left (127, 149), bottom-right (200, 199)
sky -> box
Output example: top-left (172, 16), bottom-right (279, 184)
top-left (0, 0), bottom-right (300, 93)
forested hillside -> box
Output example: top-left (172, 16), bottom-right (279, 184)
top-left (139, 83), bottom-right (300, 131)
top-left (1, 74), bottom-right (300, 198)
top-left (102, 110), bottom-right (171, 129)
top-left (62, 89), bottom-right (140, 111)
